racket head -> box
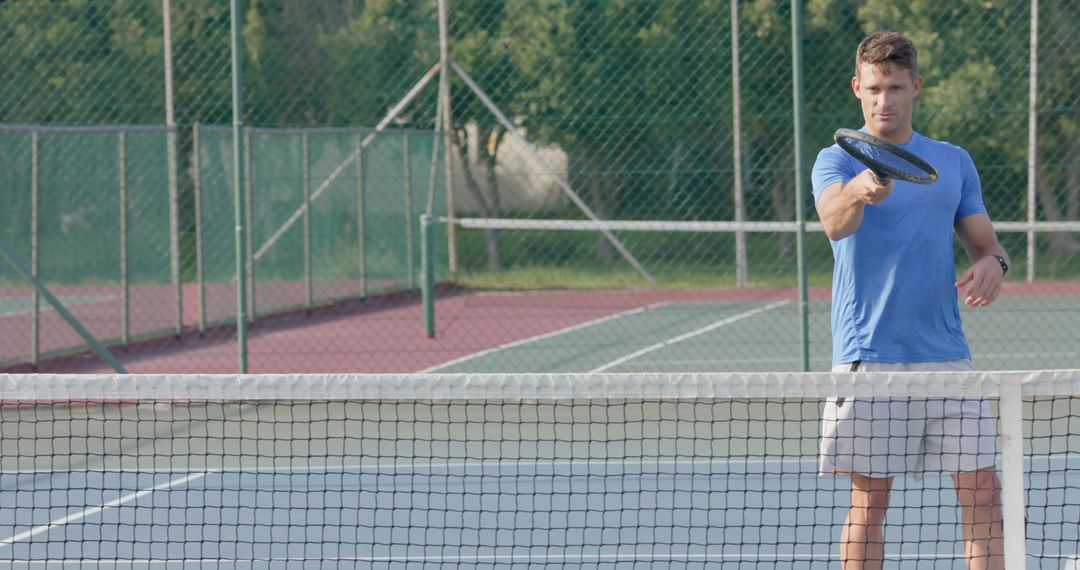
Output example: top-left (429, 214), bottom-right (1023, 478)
top-left (833, 128), bottom-right (939, 185)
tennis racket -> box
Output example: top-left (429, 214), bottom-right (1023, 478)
top-left (833, 128), bottom-right (939, 185)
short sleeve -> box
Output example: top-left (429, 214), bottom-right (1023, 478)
top-left (954, 149), bottom-right (987, 222)
top-left (812, 145), bottom-right (854, 202)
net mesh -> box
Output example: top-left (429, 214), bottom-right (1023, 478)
top-left (0, 371), bottom-right (1076, 568)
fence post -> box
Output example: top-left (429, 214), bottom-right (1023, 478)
top-left (732, 0), bottom-right (748, 288)
top-left (163, 0), bottom-right (182, 339)
top-left (421, 213), bottom-right (435, 338)
top-left (438, 0), bottom-right (457, 277)
top-left (1027, 0), bottom-right (1039, 282)
top-left (30, 131), bottom-right (39, 367)
top-left (356, 136), bottom-right (367, 299)
top-left (193, 122), bottom-right (206, 334)
top-left (791, 0), bottom-right (810, 372)
top-left (303, 131), bottom-right (312, 312)
top-left (245, 128), bottom-right (255, 322)
top-left (404, 133), bottom-right (415, 290)
top-left (119, 130), bottom-right (129, 348)
top-left (230, 0), bottom-right (248, 373)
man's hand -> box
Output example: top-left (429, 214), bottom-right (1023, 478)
top-left (846, 169), bottom-right (895, 206)
top-left (955, 256), bottom-right (1005, 307)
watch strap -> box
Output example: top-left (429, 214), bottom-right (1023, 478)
top-left (992, 254), bottom-right (1009, 275)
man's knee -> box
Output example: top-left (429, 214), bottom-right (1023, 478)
top-left (955, 469), bottom-right (1002, 512)
top-left (850, 476), bottom-right (892, 527)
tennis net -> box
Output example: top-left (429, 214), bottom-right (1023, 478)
top-left (0, 371), bottom-right (1077, 568)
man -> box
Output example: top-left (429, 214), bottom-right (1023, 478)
top-left (812, 31), bottom-right (1010, 570)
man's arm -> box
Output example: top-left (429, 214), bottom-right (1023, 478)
top-left (815, 169), bottom-right (895, 240)
top-left (954, 213), bottom-right (1008, 307)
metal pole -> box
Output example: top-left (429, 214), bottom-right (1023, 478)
top-left (421, 213), bottom-right (435, 338)
top-left (163, 0), bottom-right (182, 338)
top-left (30, 131), bottom-right (39, 367)
top-left (193, 122), bottom-right (206, 334)
top-left (303, 132), bottom-right (312, 312)
top-left (791, 0), bottom-right (810, 372)
top-left (426, 100), bottom-right (443, 215)
top-left (119, 131), bottom-right (129, 348)
top-left (404, 133), bottom-right (415, 289)
top-left (356, 136), bottom-right (367, 299)
top-left (1027, 0), bottom-right (1039, 282)
top-left (230, 0), bottom-right (248, 372)
top-left (732, 0), bottom-right (748, 288)
top-left (438, 0), bottom-right (457, 276)
top-left (245, 128), bottom-right (255, 321)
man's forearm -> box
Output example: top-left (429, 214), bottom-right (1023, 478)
top-left (817, 183), bottom-right (865, 240)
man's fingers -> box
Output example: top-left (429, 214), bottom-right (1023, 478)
top-left (955, 270), bottom-right (975, 288)
top-left (962, 271), bottom-right (1002, 307)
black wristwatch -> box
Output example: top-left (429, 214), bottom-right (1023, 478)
top-left (992, 254), bottom-right (1009, 275)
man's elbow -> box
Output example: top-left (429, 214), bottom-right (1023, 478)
top-left (821, 221), bottom-right (853, 241)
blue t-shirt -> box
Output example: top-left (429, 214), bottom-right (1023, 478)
top-left (811, 130), bottom-right (986, 366)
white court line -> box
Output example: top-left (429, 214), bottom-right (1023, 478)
top-left (419, 302), bottom-right (671, 373)
top-left (589, 300), bottom-right (791, 373)
top-left (0, 471), bottom-right (207, 547)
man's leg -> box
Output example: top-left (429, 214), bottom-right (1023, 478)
top-left (841, 473), bottom-right (893, 570)
top-left (953, 467), bottom-right (1004, 570)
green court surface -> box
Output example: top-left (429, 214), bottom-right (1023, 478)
top-left (425, 297), bottom-right (1080, 374)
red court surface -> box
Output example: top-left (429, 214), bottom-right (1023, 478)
top-left (3, 281), bottom-right (1077, 375)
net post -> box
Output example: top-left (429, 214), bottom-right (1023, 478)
top-left (421, 213), bottom-right (435, 339)
top-left (999, 374), bottom-right (1027, 569)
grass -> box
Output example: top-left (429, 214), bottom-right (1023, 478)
top-left (455, 263), bottom-right (836, 291)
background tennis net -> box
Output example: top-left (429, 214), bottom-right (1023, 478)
top-left (1, 371), bottom-right (1077, 568)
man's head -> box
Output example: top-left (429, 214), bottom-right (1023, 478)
top-left (852, 31), bottom-right (922, 142)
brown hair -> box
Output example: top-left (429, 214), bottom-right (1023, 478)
top-left (855, 31), bottom-right (918, 79)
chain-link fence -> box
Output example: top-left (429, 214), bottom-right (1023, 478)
top-left (1, 0), bottom-right (1076, 374)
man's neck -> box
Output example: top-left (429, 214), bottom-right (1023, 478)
top-left (867, 126), bottom-right (914, 144)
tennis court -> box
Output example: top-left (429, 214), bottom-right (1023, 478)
top-left (420, 286), bottom-right (1080, 374)
top-left (0, 373), bottom-right (1077, 568)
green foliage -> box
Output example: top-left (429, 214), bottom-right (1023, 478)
top-left (0, 0), bottom-right (1076, 279)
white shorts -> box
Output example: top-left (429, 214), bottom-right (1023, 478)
top-left (818, 359), bottom-right (997, 478)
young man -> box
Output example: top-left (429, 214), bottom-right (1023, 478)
top-left (812, 31), bottom-right (1010, 570)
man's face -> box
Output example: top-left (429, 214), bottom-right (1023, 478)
top-left (852, 62), bottom-right (922, 142)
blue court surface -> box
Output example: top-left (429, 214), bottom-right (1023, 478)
top-left (1, 456), bottom-right (1077, 568)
